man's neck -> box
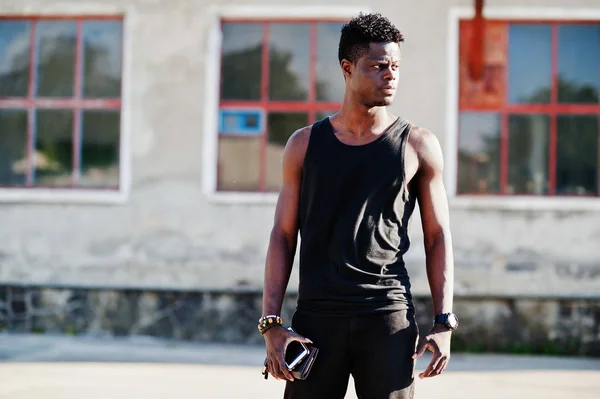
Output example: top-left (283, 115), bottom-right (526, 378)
top-left (334, 103), bottom-right (397, 137)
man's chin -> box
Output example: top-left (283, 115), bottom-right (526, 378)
top-left (370, 98), bottom-right (394, 107)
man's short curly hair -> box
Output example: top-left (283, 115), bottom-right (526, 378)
top-left (338, 12), bottom-right (404, 65)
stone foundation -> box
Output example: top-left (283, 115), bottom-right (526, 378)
top-left (0, 285), bottom-right (598, 357)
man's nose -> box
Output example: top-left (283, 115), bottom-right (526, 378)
top-left (383, 67), bottom-right (396, 81)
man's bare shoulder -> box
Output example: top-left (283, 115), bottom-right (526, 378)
top-left (408, 125), bottom-right (444, 173)
top-left (283, 125), bottom-right (312, 164)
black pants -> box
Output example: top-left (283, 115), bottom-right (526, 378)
top-left (284, 308), bottom-right (419, 399)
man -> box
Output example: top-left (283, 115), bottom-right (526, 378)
top-left (259, 12), bottom-right (457, 399)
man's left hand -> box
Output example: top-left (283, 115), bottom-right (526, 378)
top-left (412, 324), bottom-right (452, 379)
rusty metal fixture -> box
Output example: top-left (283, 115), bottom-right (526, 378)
top-left (469, 0), bottom-right (485, 80)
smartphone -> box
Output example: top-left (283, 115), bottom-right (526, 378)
top-left (285, 340), bottom-right (310, 370)
top-left (284, 328), bottom-right (310, 370)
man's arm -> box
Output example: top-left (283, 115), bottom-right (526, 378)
top-left (415, 129), bottom-right (454, 318)
top-left (261, 127), bottom-right (312, 382)
top-left (411, 127), bottom-right (455, 378)
top-left (261, 127), bottom-right (309, 316)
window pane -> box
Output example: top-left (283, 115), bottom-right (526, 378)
top-left (0, 110), bottom-right (27, 185)
top-left (80, 110), bottom-right (120, 188)
top-left (221, 23), bottom-right (263, 100)
top-left (266, 112), bottom-right (308, 191)
top-left (218, 136), bottom-right (261, 191)
top-left (83, 21), bottom-right (122, 98)
top-left (508, 24), bottom-right (551, 104)
top-left (557, 115), bottom-right (598, 195)
top-left (0, 21), bottom-right (30, 97)
top-left (269, 23), bottom-right (310, 101)
top-left (558, 24), bottom-right (600, 104)
top-left (458, 112), bottom-right (501, 193)
top-left (34, 110), bottom-right (73, 186)
top-left (507, 115), bottom-right (549, 195)
top-left (36, 21), bottom-right (76, 97)
top-left (317, 23), bottom-right (344, 102)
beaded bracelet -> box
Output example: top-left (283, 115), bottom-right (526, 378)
top-left (258, 315), bottom-right (283, 335)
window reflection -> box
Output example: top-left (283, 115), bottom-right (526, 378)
top-left (0, 21), bottom-right (30, 97)
top-left (0, 110), bottom-right (27, 185)
top-left (458, 112), bottom-right (501, 193)
top-left (557, 115), bottom-right (598, 195)
top-left (220, 23), bottom-right (263, 100)
top-left (508, 24), bottom-right (551, 104)
top-left (266, 112), bottom-right (308, 191)
top-left (558, 24), bottom-right (600, 104)
top-left (34, 110), bottom-right (74, 186)
top-left (317, 23), bottom-right (344, 102)
top-left (80, 110), bottom-right (120, 188)
top-left (269, 23), bottom-right (310, 101)
top-left (36, 21), bottom-right (76, 97)
top-left (508, 115), bottom-right (549, 195)
top-left (83, 21), bottom-right (122, 98)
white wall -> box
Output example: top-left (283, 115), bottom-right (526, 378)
top-left (0, 0), bottom-right (598, 299)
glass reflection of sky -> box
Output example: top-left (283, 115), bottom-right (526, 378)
top-left (221, 22), bottom-right (345, 102)
top-left (270, 23), bottom-right (310, 96)
top-left (317, 23), bottom-right (345, 102)
top-left (558, 24), bottom-right (600, 94)
top-left (508, 24), bottom-right (552, 103)
top-left (509, 23), bottom-right (599, 103)
top-left (83, 21), bottom-right (123, 79)
top-left (0, 21), bottom-right (30, 76)
top-left (222, 23), bottom-right (262, 54)
top-left (0, 20), bottom-right (122, 91)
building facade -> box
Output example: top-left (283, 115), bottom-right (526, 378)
top-left (0, 0), bottom-right (598, 355)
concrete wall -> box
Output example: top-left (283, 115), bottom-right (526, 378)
top-left (0, 0), bottom-right (599, 302)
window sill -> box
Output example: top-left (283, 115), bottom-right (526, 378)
top-left (206, 191), bottom-right (279, 205)
top-left (0, 188), bottom-right (128, 205)
top-left (206, 192), bottom-right (600, 211)
top-left (450, 195), bottom-right (600, 211)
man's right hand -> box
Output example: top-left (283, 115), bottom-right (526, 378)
top-left (263, 326), bottom-right (313, 382)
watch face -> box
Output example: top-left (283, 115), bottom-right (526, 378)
top-left (448, 314), bottom-right (459, 328)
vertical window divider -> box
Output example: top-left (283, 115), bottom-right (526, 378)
top-left (72, 19), bottom-right (84, 187)
top-left (26, 20), bottom-right (38, 187)
top-left (259, 22), bottom-right (270, 192)
top-left (308, 22), bottom-right (317, 123)
top-left (500, 112), bottom-right (509, 194)
top-left (549, 22), bottom-right (559, 195)
top-left (500, 21), bottom-right (509, 195)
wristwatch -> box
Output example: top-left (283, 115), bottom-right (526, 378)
top-left (434, 312), bottom-right (459, 331)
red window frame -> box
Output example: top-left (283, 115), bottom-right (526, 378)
top-left (217, 18), bottom-right (346, 192)
top-left (458, 19), bottom-right (600, 197)
top-left (0, 16), bottom-right (123, 190)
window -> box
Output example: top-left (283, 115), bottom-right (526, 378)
top-left (217, 19), bottom-right (345, 192)
top-left (0, 17), bottom-right (123, 190)
top-left (458, 20), bottom-right (600, 196)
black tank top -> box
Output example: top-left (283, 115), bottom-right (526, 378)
top-left (296, 116), bottom-right (417, 316)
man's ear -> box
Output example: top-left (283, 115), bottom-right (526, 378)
top-left (341, 59), bottom-right (353, 80)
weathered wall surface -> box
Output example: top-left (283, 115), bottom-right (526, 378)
top-left (1, 285), bottom-right (598, 356)
top-left (0, 0), bottom-right (599, 303)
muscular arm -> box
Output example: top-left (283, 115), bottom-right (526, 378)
top-left (414, 128), bottom-right (454, 318)
top-left (261, 128), bottom-right (310, 317)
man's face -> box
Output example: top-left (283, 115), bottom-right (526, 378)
top-left (345, 42), bottom-right (401, 107)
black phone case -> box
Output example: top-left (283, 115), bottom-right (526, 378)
top-left (262, 345), bottom-right (319, 381)
top-left (290, 345), bottom-right (319, 380)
